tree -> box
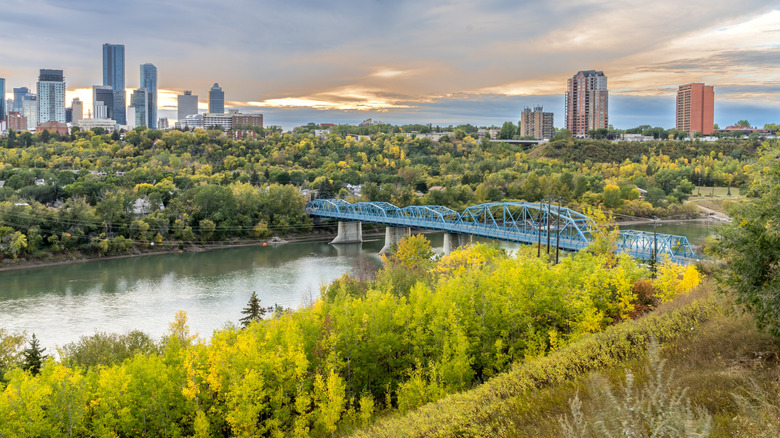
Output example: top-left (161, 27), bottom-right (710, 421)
top-left (735, 120), bottom-right (751, 128)
top-left (498, 121), bottom-right (517, 139)
top-left (239, 291), bottom-right (266, 327)
top-left (714, 141), bottom-right (780, 335)
top-left (22, 334), bottom-right (47, 375)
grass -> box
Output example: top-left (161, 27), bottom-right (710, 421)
top-left (350, 282), bottom-right (780, 437)
top-left (689, 186), bottom-right (743, 200)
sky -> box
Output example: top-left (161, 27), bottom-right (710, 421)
top-left (1, 0), bottom-right (779, 130)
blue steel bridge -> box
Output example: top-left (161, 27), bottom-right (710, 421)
top-left (305, 199), bottom-right (701, 264)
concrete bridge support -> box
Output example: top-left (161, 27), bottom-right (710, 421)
top-left (380, 226), bottom-right (412, 254)
top-left (330, 221), bottom-right (363, 244)
top-left (443, 233), bottom-right (472, 254)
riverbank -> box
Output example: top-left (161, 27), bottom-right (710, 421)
top-left (0, 229), bottom-right (389, 273)
top-left (0, 211), bottom-right (726, 273)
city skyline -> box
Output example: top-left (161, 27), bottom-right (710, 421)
top-left (1, 1), bottom-right (779, 130)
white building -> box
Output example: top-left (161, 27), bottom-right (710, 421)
top-left (37, 69), bottom-right (66, 124)
top-left (22, 95), bottom-right (38, 131)
top-left (75, 118), bottom-right (117, 132)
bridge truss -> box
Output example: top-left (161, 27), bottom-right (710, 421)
top-left (306, 199), bottom-right (699, 263)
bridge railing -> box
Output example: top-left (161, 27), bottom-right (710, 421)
top-left (305, 199), bottom-right (701, 263)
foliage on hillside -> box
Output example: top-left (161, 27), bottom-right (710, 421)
top-left (0, 127), bottom-right (751, 261)
top-left (0, 237), bottom-right (702, 436)
top-left (714, 140), bottom-right (780, 336)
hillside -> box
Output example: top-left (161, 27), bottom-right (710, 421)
top-left (353, 282), bottom-right (780, 437)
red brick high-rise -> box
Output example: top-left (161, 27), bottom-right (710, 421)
top-left (565, 70), bottom-right (608, 137)
top-left (676, 83), bottom-right (714, 136)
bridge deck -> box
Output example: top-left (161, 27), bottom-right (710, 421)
top-left (306, 199), bottom-right (700, 264)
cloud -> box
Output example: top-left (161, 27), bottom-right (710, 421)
top-left (2, 1), bottom-right (779, 128)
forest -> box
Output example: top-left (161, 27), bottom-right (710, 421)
top-left (0, 125), bottom-right (756, 262)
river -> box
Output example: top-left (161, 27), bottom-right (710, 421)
top-left (0, 222), bottom-right (719, 352)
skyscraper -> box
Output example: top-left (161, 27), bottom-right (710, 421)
top-left (22, 94), bottom-right (38, 130)
top-left (37, 69), bottom-right (66, 124)
top-left (520, 106), bottom-right (554, 139)
top-left (140, 63), bottom-right (157, 129)
top-left (676, 83), bottom-right (714, 136)
top-left (209, 83), bottom-right (224, 114)
top-left (0, 78), bottom-right (5, 122)
top-left (13, 87), bottom-right (29, 113)
top-left (93, 85), bottom-right (114, 120)
top-left (178, 90), bottom-right (198, 120)
top-left (103, 43), bottom-right (126, 124)
top-left (131, 88), bottom-right (148, 127)
top-left (71, 98), bottom-right (84, 123)
top-left (565, 70), bottom-right (608, 137)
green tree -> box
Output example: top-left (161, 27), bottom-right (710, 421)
top-left (735, 120), bottom-right (751, 127)
top-left (715, 141), bottom-right (780, 335)
top-left (22, 334), bottom-right (47, 375)
top-left (239, 291), bottom-right (266, 327)
top-left (498, 121), bottom-right (517, 140)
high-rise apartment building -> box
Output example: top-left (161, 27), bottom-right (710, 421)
top-left (676, 83), bottom-right (714, 136)
top-left (103, 43), bottom-right (126, 124)
top-left (71, 98), bottom-right (83, 123)
top-left (0, 78), bottom-right (5, 122)
top-left (209, 83), bottom-right (224, 114)
top-left (140, 63), bottom-right (157, 129)
top-left (565, 70), bottom-right (608, 137)
top-left (131, 88), bottom-right (148, 127)
top-left (37, 69), bottom-right (66, 124)
top-left (93, 85), bottom-right (114, 120)
top-left (178, 90), bottom-right (198, 120)
top-left (520, 106), bottom-right (554, 139)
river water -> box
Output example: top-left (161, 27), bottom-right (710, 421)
top-left (0, 223), bottom-right (719, 352)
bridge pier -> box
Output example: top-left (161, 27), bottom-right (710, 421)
top-left (330, 221), bottom-right (363, 244)
top-left (380, 226), bottom-right (411, 254)
top-left (443, 233), bottom-right (472, 254)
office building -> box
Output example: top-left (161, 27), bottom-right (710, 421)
top-left (178, 90), bottom-right (198, 120)
top-left (75, 118), bottom-right (117, 132)
top-left (565, 70), bottom-right (608, 137)
top-left (158, 117), bottom-right (169, 130)
top-left (140, 63), bottom-right (157, 129)
top-left (93, 85), bottom-right (114, 120)
top-left (676, 83), bottom-right (714, 136)
top-left (103, 43), bottom-right (126, 124)
top-left (37, 69), bottom-right (66, 124)
top-left (22, 94), bottom-right (38, 130)
top-left (13, 87), bottom-right (29, 113)
top-left (209, 83), bottom-right (224, 114)
top-left (520, 106), bottom-right (554, 139)
top-left (71, 98), bottom-right (83, 123)
top-left (130, 88), bottom-right (148, 127)
top-left (0, 78), bottom-right (5, 121)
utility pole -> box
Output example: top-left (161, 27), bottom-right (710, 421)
top-left (546, 198), bottom-right (551, 255)
top-left (651, 216), bottom-right (658, 277)
top-left (537, 204), bottom-right (542, 258)
top-left (555, 198), bottom-right (562, 264)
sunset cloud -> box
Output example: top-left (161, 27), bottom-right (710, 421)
top-left (1, 0), bottom-right (778, 128)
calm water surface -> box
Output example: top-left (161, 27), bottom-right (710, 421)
top-left (0, 223), bottom-right (716, 352)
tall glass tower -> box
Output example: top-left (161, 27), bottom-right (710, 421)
top-left (140, 63), bottom-right (157, 129)
top-left (103, 43), bottom-right (126, 124)
top-left (131, 88), bottom-right (148, 127)
top-left (209, 83), bottom-right (224, 114)
top-left (0, 78), bottom-right (5, 122)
